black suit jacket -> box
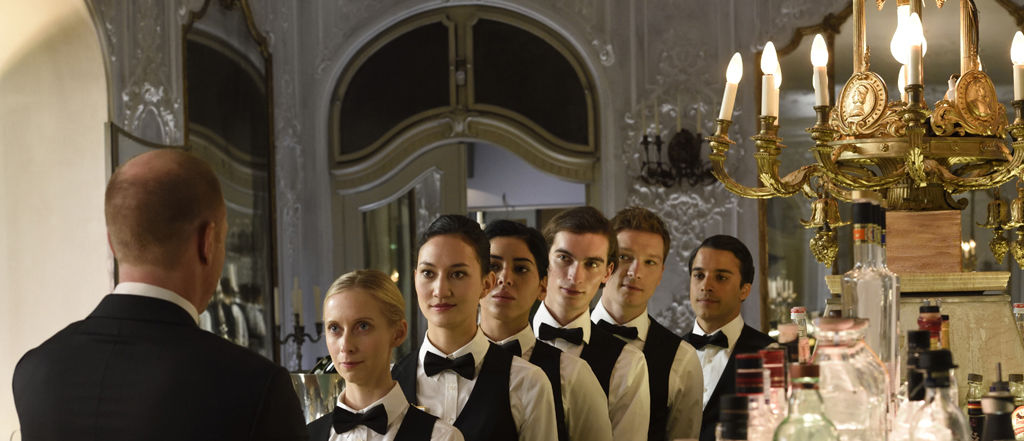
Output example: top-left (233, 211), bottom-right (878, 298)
top-left (13, 294), bottom-right (309, 441)
top-left (687, 323), bottom-right (775, 441)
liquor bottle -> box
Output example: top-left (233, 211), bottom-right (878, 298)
top-left (982, 375), bottom-right (1016, 441)
top-left (717, 394), bottom-right (749, 441)
top-left (966, 373), bottom-right (986, 441)
top-left (940, 314), bottom-right (951, 350)
top-left (873, 200), bottom-right (902, 394)
top-left (812, 317), bottom-right (888, 441)
top-left (909, 350), bottom-right (970, 441)
top-left (736, 353), bottom-right (776, 441)
top-left (918, 303), bottom-right (942, 350)
top-left (760, 348), bottom-right (789, 421)
top-left (791, 306), bottom-right (810, 363)
top-left (1014, 303), bottom-right (1024, 341)
top-left (772, 363), bottom-right (839, 441)
top-left (892, 330), bottom-right (931, 441)
top-left (1008, 374), bottom-right (1024, 440)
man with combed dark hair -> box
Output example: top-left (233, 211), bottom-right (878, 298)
top-left (480, 220), bottom-right (612, 441)
top-left (391, 214), bottom-right (558, 441)
top-left (13, 149), bottom-right (308, 441)
top-left (682, 234), bottom-right (775, 441)
top-left (593, 207), bottom-right (702, 441)
top-left (531, 206), bottom-right (650, 441)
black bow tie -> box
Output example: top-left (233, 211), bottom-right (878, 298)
top-left (684, 331), bottom-right (729, 350)
top-left (500, 340), bottom-right (522, 357)
top-left (332, 403), bottom-right (388, 435)
top-left (538, 323), bottom-right (584, 345)
top-left (423, 351), bottom-right (476, 379)
top-left (595, 320), bottom-right (639, 340)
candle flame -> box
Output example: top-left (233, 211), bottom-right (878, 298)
top-left (907, 13), bottom-right (925, 48)
top-left (726, 52), bottom-right (743, 84)
top-left (760, 42), bottom-right (778, 75)
top-left (811, 34), bottom-right (828, 67)
top-left (774, 65), bottom-right (782, 90)
top-left (1013, 31), bottom-right (1024, 65)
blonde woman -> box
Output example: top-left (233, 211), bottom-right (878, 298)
top-left (307, 270), bottom-right (463, 441)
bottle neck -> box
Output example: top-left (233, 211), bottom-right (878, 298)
top-left (788, 380), bottom-right (826, 415)
top-left (925, 369), bottom-right (959, 404)
top-left (852, 223), bottom-right (872, 264)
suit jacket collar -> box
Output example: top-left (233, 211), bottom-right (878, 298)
top-left (90, 294), bottom-right (199, 328)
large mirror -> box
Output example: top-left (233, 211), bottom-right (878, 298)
top-left (183, 0), bottom-right (277, 360)
top-left (762, 0), bottom-right (1024, 332)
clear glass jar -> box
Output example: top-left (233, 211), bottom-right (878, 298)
top-left (909, 350), bottom-right (969, 441)
top-left (772, 363), bottom-right (839, 441)
top-left (812, 317), bottom-right (889, 441)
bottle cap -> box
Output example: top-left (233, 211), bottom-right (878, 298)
top-left (991, 381), bottom-right (1011, 392)
top-left (919, 305), bottom-right (940, 313)
top-left (1014, 303), bottom-right (1024, 308)
top-left (759, 348), bottom-right (785, 365)
top-left (941, 314), bottom-right (950, 320)
top-left (790, 306), bottom-right (806, 315)
top-left (1009, 374), bottom-right (1023, 383)
top-left (968, 373), bottom-right (984, 383)
top-left (1014, 303), bottom-right (1024, 312)
top-left (907, 330), bottom-right (931, 351)
top-left (790, 363), bottom-right (820, 379)
top-left (918, 350), bottom-right (956, 371)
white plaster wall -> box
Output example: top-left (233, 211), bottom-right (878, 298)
top-left (0, 4), bottom-right (110, 436)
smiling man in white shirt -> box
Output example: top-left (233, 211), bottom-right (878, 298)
top-left (592, 207), bottom-right (702, 441)
top-left (391, 214), bottom-right (557, 441)
top-left (531, 206), bottom-right (650, 441)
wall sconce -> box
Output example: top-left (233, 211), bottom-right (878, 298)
top-left (640, 128), bottom-right (715, 187)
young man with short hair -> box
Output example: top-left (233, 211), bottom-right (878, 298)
top-left (593, 207), bottom-right (703, 441)
top-left (391, 215), bottom-right (557, 441)
top-left (480, 220), bottom-right (612, 441)
top-left (531, 206), bottom-right (650, 441)
top-left (683, 235), bottom-right (775, 441)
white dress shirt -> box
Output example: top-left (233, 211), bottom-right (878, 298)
top-left (690, 314), bottom-right (745, 409)
top-left (591, 303), bottom-right (703, 440)
top-left (329, 382), bottom-right (464, 441)
top-left (489, 325), bottom-right (613, 441)
top-left (531, 303), bottom-right (650, 441)
top-left (416, 328), bottom-right (558, 441)
top-left (113, 282), bottom-right (199, 324)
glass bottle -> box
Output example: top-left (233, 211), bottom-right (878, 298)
top-left (892, 330), bottom-right (931, 441)
top-left (791, 306), bottom-right (810, 363)
top-left (1013, 303), bottom-right (1024, 341)
top-left (772, 363), bottom-right (839, 441)
top-left (716, 394), bottom-right (749, 441)
top-left (909, 350), bottom-right (970, 441)
top-left (1009, 374), bottom-right (1024, 407)
top-left (982, 378), bottom-right (1015, 441)
top-left (812, 317), bottom-right (889, 441)
top-left (736, 353), bottom-right (776, 441)
top-left (761, 348), bottom-right (789, 421)
top-left (940, 314), bottom-right (951, 350)
top-left (917, 303), bottom-right (942, 350)
top-left (965, 373), bottom-right (986, 441)
top-left (875, 201), bottom-right (902, 410)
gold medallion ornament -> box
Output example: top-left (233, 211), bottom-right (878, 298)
top-left (931, 70), bottom-right (1008, 137)
top-left (831, 72), bottom-right (889, 136)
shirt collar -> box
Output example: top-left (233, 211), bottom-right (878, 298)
top-left (691, 314), bottom-right (744, 350)
top-left (419, 327), bottom-right (490, 370)
top-left (532, 301), bottom-right (593, 344)
top-left (335, 381), bottom-right (407, 428)
top-left (591, 300), bottom-right (650, 341)
top-left (113, 282), bottom-right (199, 324)
top-left (489, 324), bottom-right (537, 355)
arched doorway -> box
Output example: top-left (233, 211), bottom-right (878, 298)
top-left (328, 5), bottom-right (600, 354)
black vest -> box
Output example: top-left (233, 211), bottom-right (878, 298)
top-left (527, 340), bottom-right (568, 441)
top-left (392, 343), bottom-right (518, 441)
top-left (643, 316), bottom-right (684, 441)
top-left (306, 405), bottom-right (437, 441)
top-left (578, 325), bottom-right (627, 396)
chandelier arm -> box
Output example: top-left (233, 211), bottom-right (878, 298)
top-left (923, 145), bottom-right (1024, 192)
top-left (812, 146), bottom-right (907, 190)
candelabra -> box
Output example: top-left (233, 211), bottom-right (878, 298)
top-left (640, 128), bottom-right (715, 188)
top-left (708, 0), bottom-right (1024, 267)
top-left (277, 313), bottom-right (323, 371)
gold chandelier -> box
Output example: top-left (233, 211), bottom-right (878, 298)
top-left (707, 0), bottom-right (1024, 267)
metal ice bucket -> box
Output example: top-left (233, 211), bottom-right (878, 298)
top-left (289, 373), bottom-right (343, 423)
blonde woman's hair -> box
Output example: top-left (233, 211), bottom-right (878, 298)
top-left (324, 269), bottom-right (406, 325)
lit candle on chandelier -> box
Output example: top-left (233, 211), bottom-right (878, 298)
top-left (773, 64), bottom-right (782, 120)
top-left (1012, 31), bottom-right (1024, 100)
top-left (761, 41), bottom-right (779, 117)
top-left (718, 52), bottom-right (743, 121)
top-left (906, 13), bottom-right (924, 85)
top-left (811, 34), bottom-right (829, 106)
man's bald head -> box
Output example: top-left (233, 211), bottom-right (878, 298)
top-left (105, 149), bottom-right (225, 268)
